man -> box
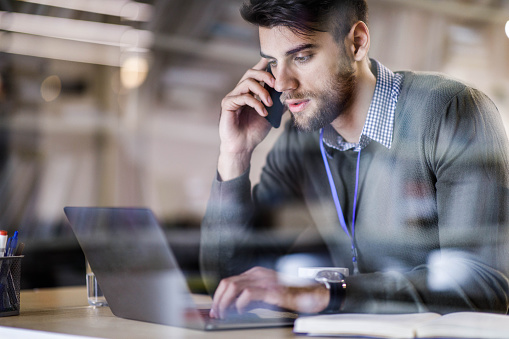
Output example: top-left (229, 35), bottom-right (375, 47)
top-left (200, 0), bottom-right (509, 319)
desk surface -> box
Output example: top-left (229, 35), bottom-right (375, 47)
top-left (0, 287), bottom-right (296, 339)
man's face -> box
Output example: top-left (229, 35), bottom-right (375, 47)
top-left (259, 26), bottom-right (356, 132)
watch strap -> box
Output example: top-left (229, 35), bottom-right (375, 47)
top-left (322, 280), bottom-right (346, 313)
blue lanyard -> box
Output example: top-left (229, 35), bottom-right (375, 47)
top-left (319, 128), bottom-right (361, 275)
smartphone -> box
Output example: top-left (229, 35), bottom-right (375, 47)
top-left (264, 67), bottom-right (285, 128)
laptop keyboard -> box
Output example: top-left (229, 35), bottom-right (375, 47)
top-left (198, 308), bottom-right (297, 323)
top-left (198, 308), bottom-right (260, 323)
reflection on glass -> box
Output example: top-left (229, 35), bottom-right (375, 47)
top-left (86, 260), bottom-right (108, 307)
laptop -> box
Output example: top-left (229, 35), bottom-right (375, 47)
top-left (64, 206), bottom-right (296, 330)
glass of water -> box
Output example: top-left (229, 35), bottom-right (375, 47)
top-left (86, 260), bottom-right (108, 307)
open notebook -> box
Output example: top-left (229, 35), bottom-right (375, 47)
top-left (294, 311), bottom-right (509, 338)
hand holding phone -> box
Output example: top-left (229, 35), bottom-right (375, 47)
top-left (264, 67), bottom-right (285, 128)
top-left (217, 60), bottom-right (276, 180)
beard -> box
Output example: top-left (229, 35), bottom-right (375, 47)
top-left (282, 64), bottom-right (357, 132)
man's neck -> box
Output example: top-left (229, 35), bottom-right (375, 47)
top-left (330, 60), bottom-right (376, 143)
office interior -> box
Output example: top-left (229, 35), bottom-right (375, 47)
top-left (0, 0), bottom-right (508, 292)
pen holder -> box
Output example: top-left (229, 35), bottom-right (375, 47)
top-left (0, 256), bottom-right (23, 317)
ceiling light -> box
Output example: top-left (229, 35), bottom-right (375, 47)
top-left (0, 11), bottom-right (153, 48)
top-left (120, 56), bottom-right (149, 89)
top-left (17, 0), bottom-right (153, 22)
top-left (0, 32), bottom-right (123, 66)
top-left (40, 75), bottom-right (62, 102)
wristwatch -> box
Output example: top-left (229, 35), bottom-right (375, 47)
top-left (314, 270), bottom-right (347, 313)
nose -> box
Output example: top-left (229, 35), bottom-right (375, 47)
top-left (273, 66), bottom-right (298, 93)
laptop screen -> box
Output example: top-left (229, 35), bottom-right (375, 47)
top-left (64, 207), bottom-right (205, 329)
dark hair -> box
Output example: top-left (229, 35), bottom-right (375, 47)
top-left (240, 0), bottom-right (368, 41)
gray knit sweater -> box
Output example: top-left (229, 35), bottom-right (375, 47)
top-left (200, 71), bottom-right (509, 314)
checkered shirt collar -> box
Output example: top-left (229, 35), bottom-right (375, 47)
top-left (322, 59), bottom-right (403, 152)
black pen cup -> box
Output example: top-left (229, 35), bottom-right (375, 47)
top-left (0, 256), bottom-right (23, 317)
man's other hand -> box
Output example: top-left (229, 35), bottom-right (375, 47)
top-left (209, 266), bottom-right (330, 319)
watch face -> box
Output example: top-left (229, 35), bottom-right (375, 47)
top-left (314, 270), bottom-right (345, 283)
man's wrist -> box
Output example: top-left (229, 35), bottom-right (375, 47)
top-left (217, 150), bottom-right (252, 181)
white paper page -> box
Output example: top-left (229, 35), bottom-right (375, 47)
top-left (294, 312), bottom-right (440, 338)
top-left (416, 312), bottom-right (509, 339)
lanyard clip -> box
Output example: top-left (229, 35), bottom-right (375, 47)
top-left (351, 247), bottom-right (358, 262)
top-left (351, 247), bottom-right (359, 275)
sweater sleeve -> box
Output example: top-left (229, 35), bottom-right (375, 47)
top-left (200, 123), bottom-right (308, 294)
top-left (341, 86), bottom-right (509, 314)
top-left (199, 169), bottom-right (253, 293)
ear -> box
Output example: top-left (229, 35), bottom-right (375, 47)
top-left (346, 21), bottom-right (370, 61)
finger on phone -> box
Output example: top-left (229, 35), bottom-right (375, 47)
top-left (223, 94), bottom-right (267, 117)
top-left (253, 57), bottom-right (269, 71)
top-left (230, 78), bottom-right (272, 107)
top-left (238, 59), bottom-right (274, 87)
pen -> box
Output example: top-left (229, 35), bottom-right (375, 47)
top-left (0, 231), bottom-right (7, 258)
top-left (7, 231), bottom-right (18, 257)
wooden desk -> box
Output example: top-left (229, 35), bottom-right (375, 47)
top-left (0, 287), bottom-right (296, 338)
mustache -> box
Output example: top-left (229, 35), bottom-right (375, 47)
top-left (280, 91), bottom-right (314, 104)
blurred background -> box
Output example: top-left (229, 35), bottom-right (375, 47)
top-left (0, 0), bottom-right (508, 290)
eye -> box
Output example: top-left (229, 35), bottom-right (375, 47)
top-left (295, 54), bottom-right (312, 64)
top-left (268, 60), bottom-right (277, 68)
